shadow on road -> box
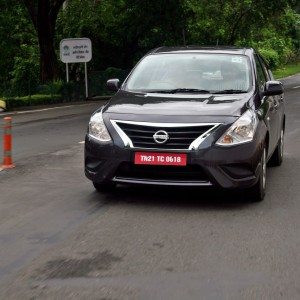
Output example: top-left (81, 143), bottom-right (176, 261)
top-left (97, 185), bottom-right (254, 211)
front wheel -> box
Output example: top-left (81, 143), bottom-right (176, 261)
top-left (248, 147), bottom-right (267, 202)
top-left (93, 182), bottom-right (116, 193)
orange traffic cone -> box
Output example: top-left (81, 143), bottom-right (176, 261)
top-left (1, 117), bottom-right (15, 170)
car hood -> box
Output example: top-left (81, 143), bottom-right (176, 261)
top-left (103, 90), bottom-right (252, 117)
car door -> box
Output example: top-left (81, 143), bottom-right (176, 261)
top-left (269, 68), bottom-right (284, 134)
top-left (254, 54), bottom-right (278, 154)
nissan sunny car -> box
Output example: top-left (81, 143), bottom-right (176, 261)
top-left (85, 47), bottom-right (285, 201)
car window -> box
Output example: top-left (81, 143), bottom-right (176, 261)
top-left (258, 55), bottom-right (271, 81)
top-left (254, 55), bottom-right (267, 91)
top-left (260, 57), bottom-right (275, 81)
top-left (125, 53), bottom-right (252, 94)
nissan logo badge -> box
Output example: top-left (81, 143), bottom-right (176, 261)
top-left (153, 130), bottom-right (169, 144)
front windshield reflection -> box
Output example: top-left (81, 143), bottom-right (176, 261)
top-left (125, 53), bottom-right (252, 94)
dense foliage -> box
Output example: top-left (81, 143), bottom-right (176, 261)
top-left (0, 0), bottom-right (299, 98)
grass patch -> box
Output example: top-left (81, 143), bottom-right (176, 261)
top-left (273, 61), bottom-right (300, 79)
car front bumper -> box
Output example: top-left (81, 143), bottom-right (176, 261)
top-left (84, 121), bottom-right (266, 189)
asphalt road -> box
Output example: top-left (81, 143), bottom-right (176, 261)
top-left (0, 75), bottom-right (299, 299)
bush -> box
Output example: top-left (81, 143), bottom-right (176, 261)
top-left (2, 66), bottom-right (129, 109)
top-left (37, 80), bottom-right (65, 95)
top-left (36, 80), bottom-right (87, 101)
top-left (258, 48), bottom-right (280, 69)
top-left (5, 94), bottom-right (62, 109)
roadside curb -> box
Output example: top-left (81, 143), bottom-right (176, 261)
top-left (0, 98), bottom-right (110, 116)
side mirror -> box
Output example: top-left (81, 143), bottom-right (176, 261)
top-left (263, 81), bottom-right (283, 96)
top-left (106, 79), bottom-right (120, 92)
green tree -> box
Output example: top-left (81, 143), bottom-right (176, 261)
top-left (0, 0), bottom-right (38, 95)
top-left (57, 0), bottom-right (187, 70)
top-left (1, 0), bottom-right (299, 97)
top-left (22, 0), bottom-right (65, 83)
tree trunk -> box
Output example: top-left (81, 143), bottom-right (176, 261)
top-left (36, 1), bottom-right (57, 83)
top-left (23, 0), bottom-right (65, 83)
top-left (37, 23), bottom-right (57, 83)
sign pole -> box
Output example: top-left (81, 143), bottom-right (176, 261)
top-left (84, 62), bottom-right (88, 99)
top-left (66, 63), bottom-right (69, 83)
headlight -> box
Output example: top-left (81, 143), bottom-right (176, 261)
top-left (216, 109), bottom-right (258, 146)
top-left (88, 111), bottom-right (111, 142)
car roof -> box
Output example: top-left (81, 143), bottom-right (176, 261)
top-left (148, 46), bottom-right (254, 56)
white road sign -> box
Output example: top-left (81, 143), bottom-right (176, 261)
top-left (60, 38), bottom-right (92, 63)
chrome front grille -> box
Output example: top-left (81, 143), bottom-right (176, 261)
top-left (111, 120), bottom-right (220, 150)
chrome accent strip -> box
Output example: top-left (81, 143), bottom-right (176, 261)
top-left (111, 120), bottom-right (134, 148)
top-left (110, 120), bottom-right (221, 150)
top-left (113, 177), bottom-right (213, 186)
top-left (189, 123), bottom-right (220, 150)
top-left (112, 120), bottom-right (220, 128)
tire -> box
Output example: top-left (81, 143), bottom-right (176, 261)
top-left (93, 182), bottom-right (116, 193)
top-left (248, 147), bottom-right (267, 202)
top-left (269, 127), bottom-right (284, 167)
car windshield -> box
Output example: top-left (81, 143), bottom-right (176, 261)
top-left (125, 53), bottom-right (252, 94)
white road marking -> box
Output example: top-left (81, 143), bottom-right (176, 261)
top-left (292, 85), bottom-right (300, 89)
top-left (79, 141), bottom-right (85, 144)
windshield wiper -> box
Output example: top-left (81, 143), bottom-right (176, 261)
top-left (212, 89), bottom-right (247, 94)
top-left (148, 88), bottom-right (211, 94)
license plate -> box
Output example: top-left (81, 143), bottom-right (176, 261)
top-left (134, 152), bottom-right (187, 166)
